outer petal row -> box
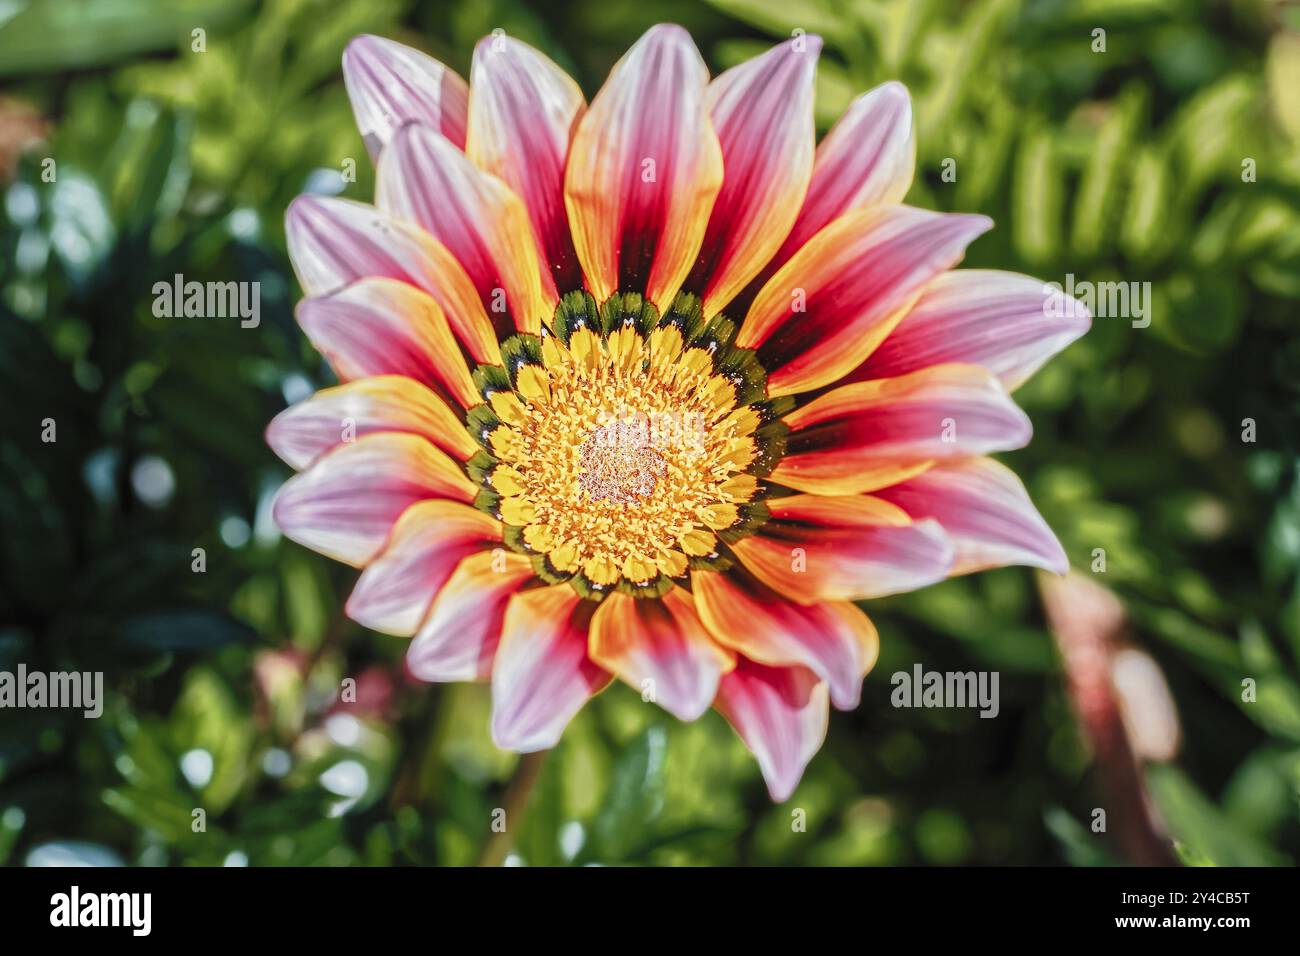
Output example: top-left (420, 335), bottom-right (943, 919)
top-left (467, 34), bottom-right (586, 297)
top-left (490, 585), bottom-right (611, 752)
top-left (285, 196), bottom-right (500, 365)
top-left (689, 35), bottom-right (821, 317)
top-left (849, 270), bottom-right (1092, 391)
top-left (346, 500), bottom-right (503, 636)
top-left (392, 564), bottom-right (840, 804)
top-left (730, 81), bottom-right (915, 316)
top-left (564, 24), bottom-right (724, 313)
top-left (296, 278), bottom-right (480, 410)
top-left (875, 458), bottom-right (1068, 575)
top-left (731, 494), bottom-right (954, 604)
top-left (342, 34), bottom-right (469, 156)
top-left (271, 432), bottom-right (475, 567)
top-left (772, 363), bottom-right (1033, 495)
top-left (267, 375), bottom-right (478, 471)
top-left (589, 589), bottom-right (735, 722)
top-left (693, 567), bottom-right (878, 712)
top-left (377, 122), bottom-right (553, 336)
top-left (775, 82), bottom-right (916, 269)
top-left (407, 550), bottom-right (536, 683)
top-left (737, 206), bottom-right (992, 397)
top-left (715, 659), bottom-right (829, 802)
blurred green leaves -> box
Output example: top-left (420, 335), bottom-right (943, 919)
top-left (0, 0), bottom-right (256, 76)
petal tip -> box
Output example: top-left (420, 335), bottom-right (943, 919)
top-left (1038, 534), bottom-right (1071, 576)
top-left (264, 410), bottom-right (296, 468)
top-left (284, 192), bottom-right (316, 230)
top-left (960, 212), bottom-right (996, 241)
top-left (916, 517), bottom-right (959, 576)
top-left (341, 33), bottom-right (380, 64)
top-left (268, 479), bottom-right (297, 536)
top-left (787, 32), bottom-right (824, 57)
top-left (645, 22), bottom-right (692, 42)
top-left (853, 80), bottom-right (914, 125)
top-left (765, 776), bottom-right (799, 803)
top-left (669, 700), bottom-right (713, 723)
top-left (472, 30), bottom-right (527, 57)
top-left (1043, 283), bottom-right (1094, 329)
top-left (489, 718), bottom-right (555, 755)
top-left (828, 681), bottom-right (863, 712)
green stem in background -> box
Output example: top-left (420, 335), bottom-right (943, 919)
top-left (476, 750), bottom-right (549, 867)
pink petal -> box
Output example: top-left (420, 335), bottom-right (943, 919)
top-left (736, 206), bottom-right (992, 397)
top-left (467, 33), bottom-right (586, 297)
top-left (781, 81), bottom-right (915, 258)
top-left (407, 550), bottom-right (536, 683)
top-left (731, 494), bottom-right (954, 603)
top-left (346, 500), bottom-right (503, 636)
top-left (295, 277), bottom-right (479, 410)
top-left (342, 34), bottom-right (469, 157)
top-left (693, 567), bottom-right (879, 711)
top-left (874, 457), bottom-right (1068, 575)
top-left (588, 588), bottom-right (735, 722)
top-left (284, 195), bottom-right (500, 365)
top-left (850, 270), bottom-right (1091, 391)
top-left (266, 375), bottom-right (478, 471)
top-left (714, 658), bottom-right (829, 802)
top-left (490, 586), bottom-right (609, 752)
top-left (271, 432), bottom-right (476, 567)
top-left (686, 34), bottom-right (820, 317)
top-left (377, 122), bottom-right (552, 336)
top-left (563, 23), bottom-right (723, 312)
top-left (731, 81), bottom-right (915, 316)
top-left (772, 363), bottom-right (1033, 495)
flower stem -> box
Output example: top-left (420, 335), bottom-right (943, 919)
top-left (476, 750), bottom-right (549, 867)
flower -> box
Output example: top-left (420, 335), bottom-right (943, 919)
top-left (268, 24), bottom-right (1090, 801)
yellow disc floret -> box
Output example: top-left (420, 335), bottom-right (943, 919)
top-left (466, 292), bottom-right (781, 598)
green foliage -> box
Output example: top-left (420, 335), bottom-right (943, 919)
top-left (1, 0), bottom-right (1298, 866)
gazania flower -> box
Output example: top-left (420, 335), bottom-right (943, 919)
top-left (269, 24), bottom-right (1089, 801)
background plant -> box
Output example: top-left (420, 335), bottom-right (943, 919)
top-left (1, 0), bottom-right (1297, 866)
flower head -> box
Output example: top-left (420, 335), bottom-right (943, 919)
top-left (269, 25), bottom-right (1089, 800)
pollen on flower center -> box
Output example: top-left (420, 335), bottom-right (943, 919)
top-left (578, 417), bottom-right (667, 504)
top-left (466, 292), bottom-right (784, 598)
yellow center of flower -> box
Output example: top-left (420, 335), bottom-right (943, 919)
top-left (481, 319), bottom-right (765, 593)
top-left (578, 417), bottom-right (667, 504)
